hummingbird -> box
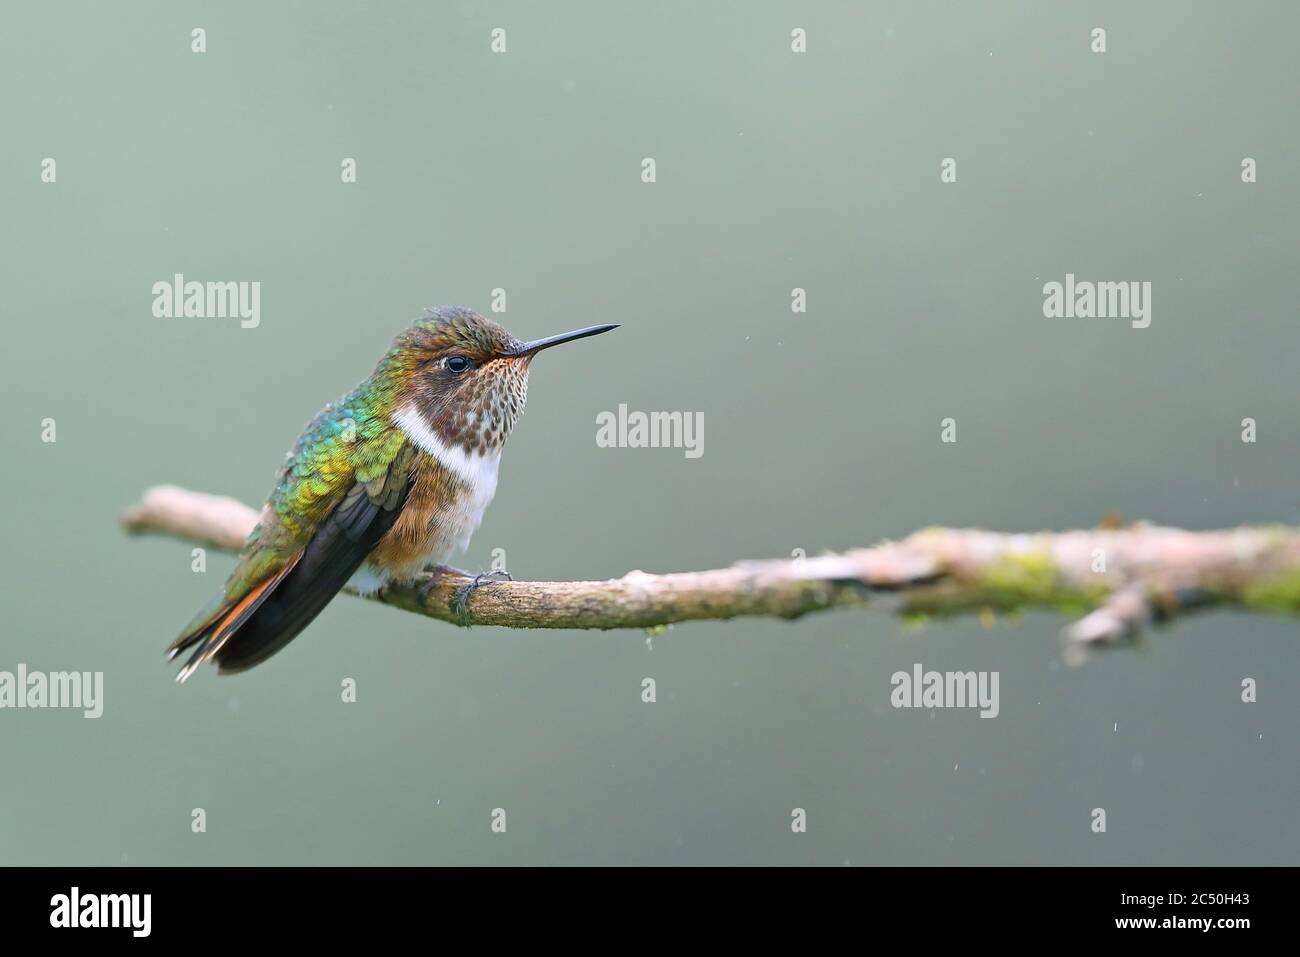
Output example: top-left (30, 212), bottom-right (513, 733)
top-left (168, 306), bottom-right (617, 681)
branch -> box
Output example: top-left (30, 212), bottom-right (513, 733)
top-left (122, 485), bottom-right (1300, 655)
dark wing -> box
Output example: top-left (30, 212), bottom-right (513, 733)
top-left (173, 442), bottom-right (417, 679)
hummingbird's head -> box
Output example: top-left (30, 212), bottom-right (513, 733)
top-left (386, 306), bottom-right (617, 458)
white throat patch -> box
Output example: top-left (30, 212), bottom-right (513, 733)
top-left (392, 404), bottom-right (501, 496)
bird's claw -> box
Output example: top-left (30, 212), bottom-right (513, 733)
top-left (450, 570), bottom-right (513, 623)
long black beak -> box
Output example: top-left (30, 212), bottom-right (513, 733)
top-left (505, 323), bottom-right (619, 357)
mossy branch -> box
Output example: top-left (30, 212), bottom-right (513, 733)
top-left (121, 485), bottom-right (1300, 657)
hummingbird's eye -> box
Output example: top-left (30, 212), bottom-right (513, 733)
top-left (444, 355), bottom-right (472, 373)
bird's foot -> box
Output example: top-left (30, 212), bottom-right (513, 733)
top-left (450, 569), bottom-right (514, 624)
top-left (413, 564), bottom-right (472, 603)
top-left (410, 566), bottom-right (473, 605)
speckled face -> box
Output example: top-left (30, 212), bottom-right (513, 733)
top-left (399, 307), bottom-right (532, 456)
top-left (428, 352), bottom-right (530, 455)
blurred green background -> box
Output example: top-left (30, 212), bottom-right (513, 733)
top-left (1, 0), bottom-right (1297, 865)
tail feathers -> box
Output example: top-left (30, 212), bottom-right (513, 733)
top-left (170, 556), bottom-right (301, 683)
